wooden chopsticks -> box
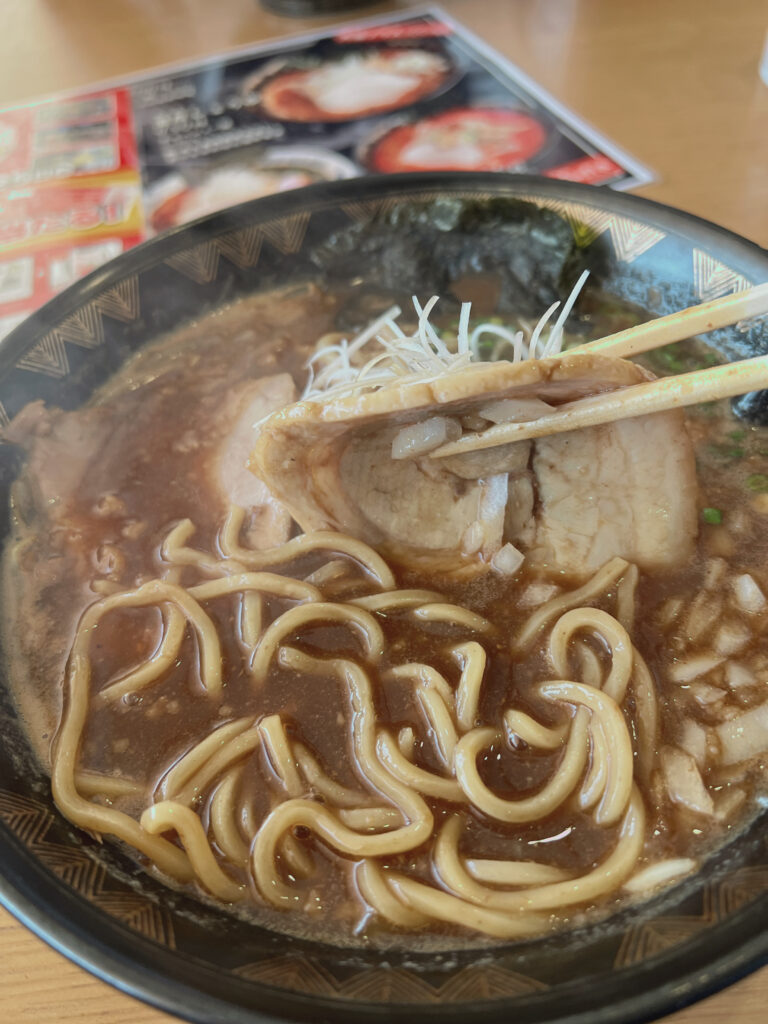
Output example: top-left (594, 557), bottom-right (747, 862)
top-left (571, 281), bottom-right (768, 360)
top-left (430, 282), bottom-right (768, 459)
top-left (431, 354), bottom-right (768, 456)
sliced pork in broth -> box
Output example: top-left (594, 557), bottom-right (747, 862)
top-left (217, 374), bottom-right (296, 548)
top-left (251, 353), bottom-right (698, 575)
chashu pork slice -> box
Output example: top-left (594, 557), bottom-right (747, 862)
top-left (217, 373), bottom-right (296, 549)
top-left (4, 374), bottom-right (298, 556)
top-left (530, 413), bottom-right (697, 574)
top-left (250, 353), bottom-right (698, 575)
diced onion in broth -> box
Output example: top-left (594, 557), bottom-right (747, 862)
top-left (391, 416), bottom-right (461, 460)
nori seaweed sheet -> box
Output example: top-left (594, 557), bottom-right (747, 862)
top-left (309, 195), bottom-right (612, 323)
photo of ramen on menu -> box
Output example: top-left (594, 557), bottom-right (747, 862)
top-left (0, 5), bottom-right (652, 340)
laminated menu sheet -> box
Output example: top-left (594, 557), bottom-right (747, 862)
top-left (0, 4), bottom-right (653, 340)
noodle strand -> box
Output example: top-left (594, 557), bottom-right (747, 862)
top-left (454, 708), bottom-right (590, 823)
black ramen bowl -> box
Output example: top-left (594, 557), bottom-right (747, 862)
top-left (0, 173), bottom-right (766, 1024)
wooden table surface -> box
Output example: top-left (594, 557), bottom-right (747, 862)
top-left (0, 1), bottom-right (766, 1021)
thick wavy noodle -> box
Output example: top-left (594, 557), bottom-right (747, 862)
top-left (41, 508), bottom-right (681, 944)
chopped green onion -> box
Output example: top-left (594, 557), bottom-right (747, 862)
top-left (747, 473), bottom-right (768, 493)
top-left (651, 346), bottom-right (686, 373)
top-left (701, 508), bottom-right (723, 525)
top-left (691, 401), bottom-right (718, 417)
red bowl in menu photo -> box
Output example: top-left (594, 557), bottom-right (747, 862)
top-left (144, 146), bottom-right (357, 235)
top-left (254, 46), bottom-right (459, 123)
top-left (363, 107), bottom-right (549, 174)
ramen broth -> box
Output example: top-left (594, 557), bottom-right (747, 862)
top-left (4, 283), bottom-right (768, 947)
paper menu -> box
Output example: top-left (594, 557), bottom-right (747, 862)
top-left (0, 6), bottom-right (652, 342)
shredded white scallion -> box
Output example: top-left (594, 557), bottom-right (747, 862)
top-left (301, 273), bottom-right (589, 402)
top-left (470, 323), bottom-right (526, 363)
top-left (457, 302), bottom-right (471, 356)
top-left (541, 269), bottom-right (590, 357)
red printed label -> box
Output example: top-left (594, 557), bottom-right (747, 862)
top-left (544, 154), bottom-right (625, 185)
top-left (0, 89), bottom-right (137, 190)
top-left (0, 177), bottom-right (143, 250)
top-left (0, 234), bottom-right (142, 339)
top-left (335, 22), bottom-right (453, 44)
top-left (0, 108), bottom-right (34, 184)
